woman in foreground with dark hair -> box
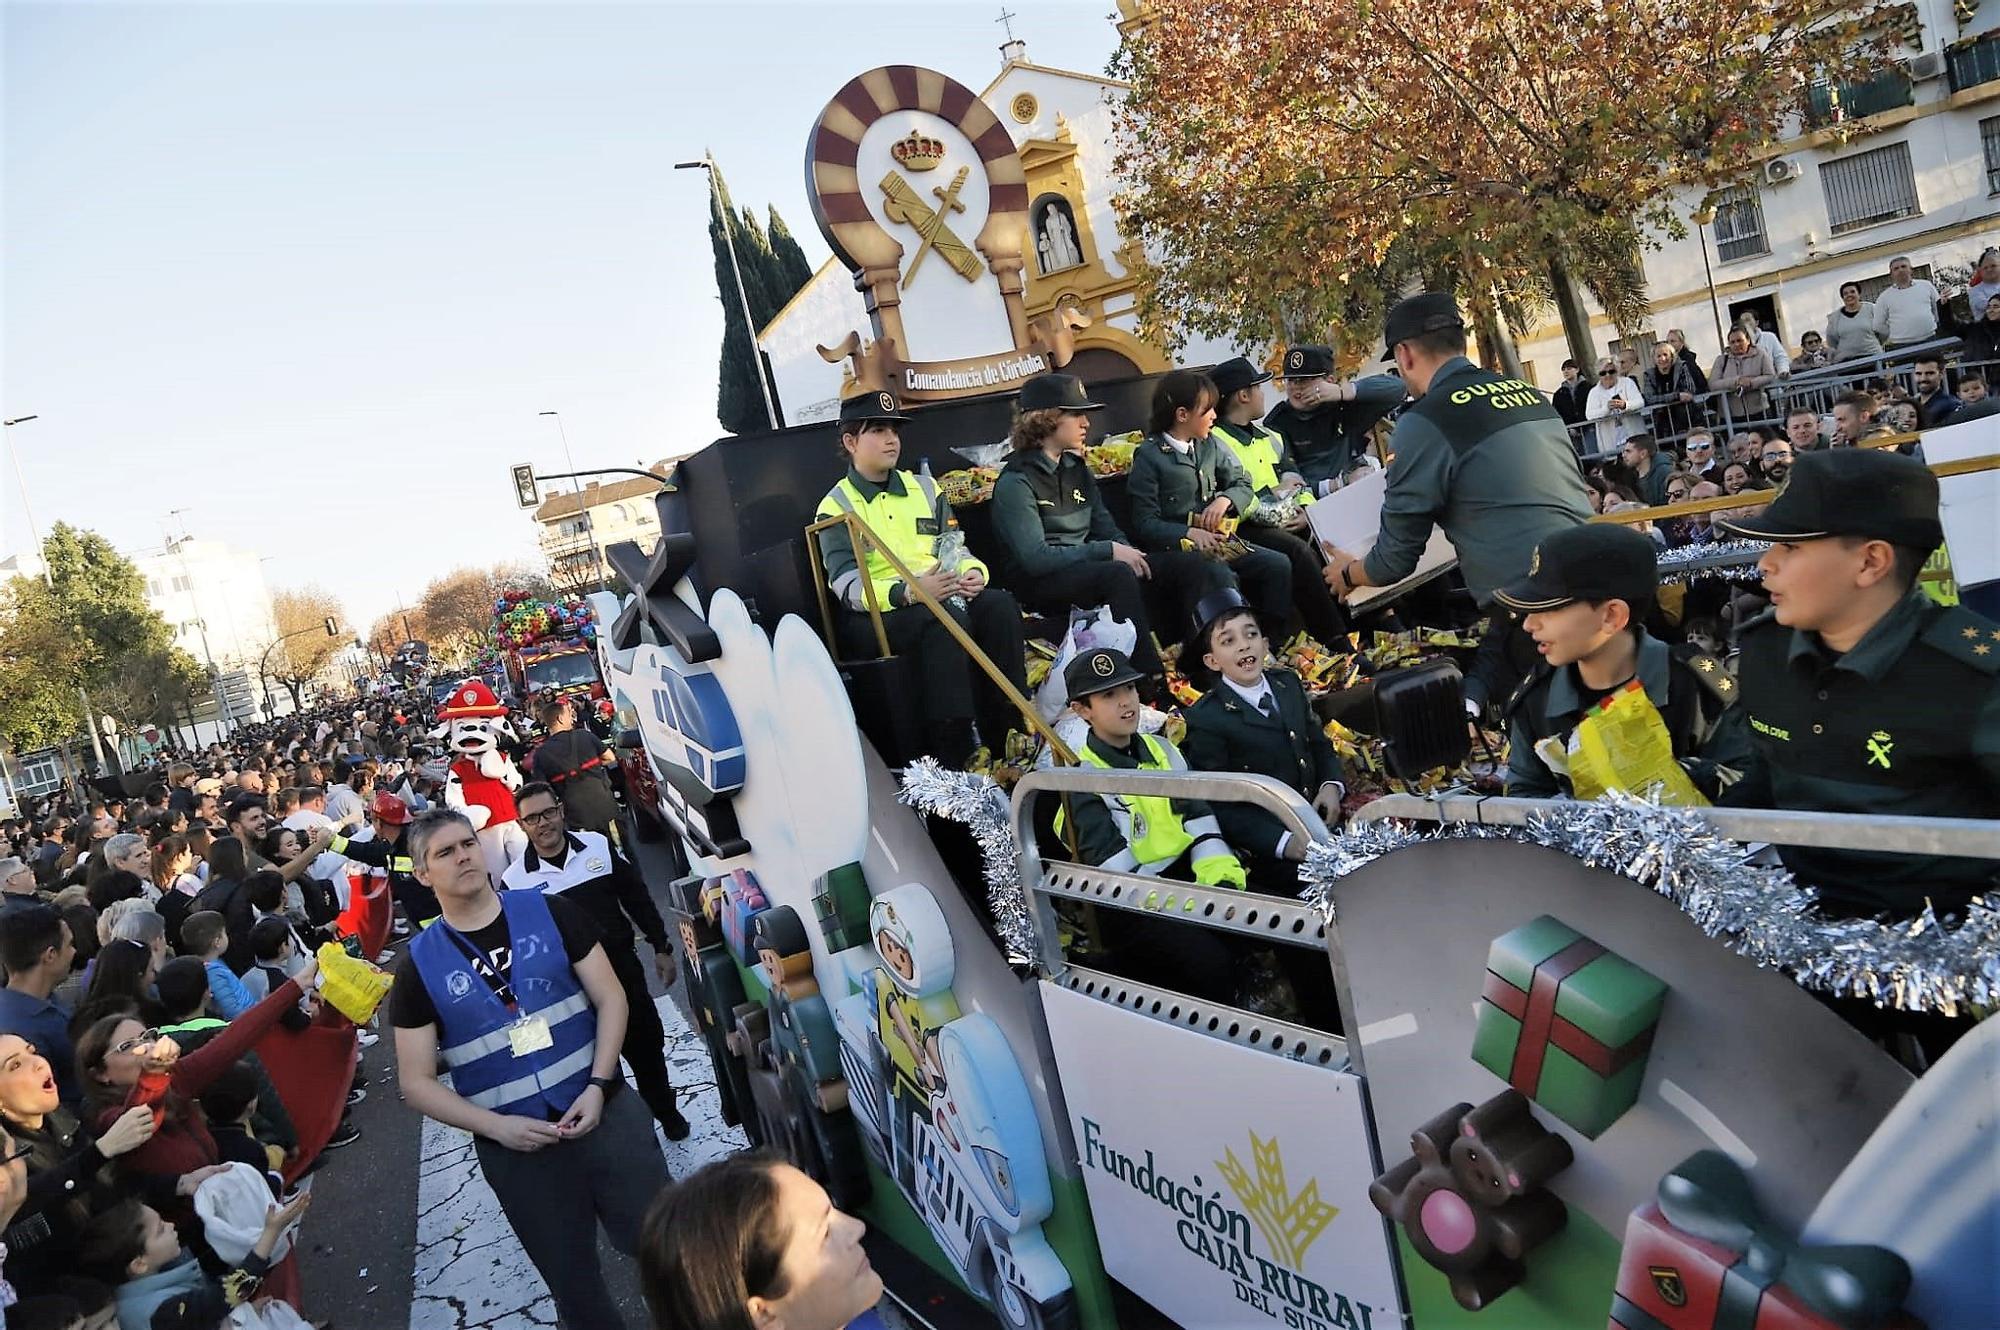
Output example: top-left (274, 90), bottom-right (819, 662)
top-left (638, 1151), bottom-right (886, 1330)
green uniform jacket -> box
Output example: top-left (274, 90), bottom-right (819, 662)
top-left (990, 449), bottom-right (1127, 580)
top-left (1722, 590), bottom-right (2000, 918)
top-left (1181, 667), bottom-right (1342, 860)
top-left (1124, 433), bottom-right (1257, 552)
top-left (1361, 357), bottom-right (1593, 604)
top-left (1504, 633), bottom-right (1743, 800)
top-left (1263, 375), bottom-right (1406, 490)
top-left (1066, 731), bottom-right (1231, 871)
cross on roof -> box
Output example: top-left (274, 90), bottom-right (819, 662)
top-left (996, 7), bottom-right (1018, 41)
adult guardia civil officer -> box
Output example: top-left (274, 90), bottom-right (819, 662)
top-left (391, 808), bottom-right (666, 1330)
top-left (1321, 292), bottom-right (1593, 712)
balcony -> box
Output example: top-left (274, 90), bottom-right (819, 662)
top-left (1948, 32), bottom-right (2000, 93)
top-left (1804, 67), bottom-right (1916, 128)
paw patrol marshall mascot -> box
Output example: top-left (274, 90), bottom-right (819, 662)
top-left (433, 680), bottom-right (527, 880)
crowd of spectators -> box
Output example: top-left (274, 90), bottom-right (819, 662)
top-left (1551, 247), bottom-right (2000, 457)
top-left (0, 695), bottom-right (446, 1330)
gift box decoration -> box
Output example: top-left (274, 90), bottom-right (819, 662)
top-left (1471, 914), bottom-right (1666, 1138)
top-left (1609, 1150), bottom-right (1921, 1330)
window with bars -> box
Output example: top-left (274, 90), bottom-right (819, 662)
top-left (1983, 115), bottom-right (2000, 195)
top-left (1711, 185), bottom-right (1769, 261)
top-left (1819, 141), bottom-right (1921, 235)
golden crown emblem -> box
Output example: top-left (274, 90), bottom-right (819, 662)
top-left (890, 126), bottom-right (947, 173)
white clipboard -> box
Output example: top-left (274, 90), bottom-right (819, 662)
top-left (1305, 472), bottom-right (1459, 611)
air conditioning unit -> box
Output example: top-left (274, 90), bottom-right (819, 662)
top-left (1764, 157), bottom-right (1803, 185)
top-left (1908, 51), bottom-right (1945, 82)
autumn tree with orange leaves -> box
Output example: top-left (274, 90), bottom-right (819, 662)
top-left (1111, 0), bottom-right (1897, 368)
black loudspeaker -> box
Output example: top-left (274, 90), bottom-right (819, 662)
top-left (839, 655), bottom-right (926, 768)
top-left (1374, 658), bottom-right (1470, 782)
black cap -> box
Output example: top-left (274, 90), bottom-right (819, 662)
top-left (1210, 356), bottom-right (1274, 398)
top-left (1275, 346), bottom-right (1335, 380)
top-left (1017, 373), bottom-right (1104, 414)
top-left (1191, 588), bottom-right (1253, 646)
top-left (1065, 647), bottom-right (1146, 701)
top-left (1494, 524), bottom-right (1658, 613)
top-left (149, 1285), bottom-right (230, 1330)
top-left (1381, 292), bottom-right (1466, 361)
top-left (1716, 449), bottom-right (1942, 549)
top-left (837, 390), bottom-right (912, 425)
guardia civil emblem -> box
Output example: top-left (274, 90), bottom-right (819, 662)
top-left (877, 391), bottom-right (895, 415)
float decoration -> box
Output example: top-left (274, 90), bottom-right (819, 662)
top-left (896, 758), bottom-right (1037, 964)
top-left (1301, 793), bottom-right (2000, 1016)
top-left (1471, 915), bottom-right (1667, 1139)
top-left (1368, 1089), bottom-right (1573, 1312)
top-left (1611, 1150), bottom-right (1921, 1330)
top-left (1656, 539), bottom-right (1772, 586)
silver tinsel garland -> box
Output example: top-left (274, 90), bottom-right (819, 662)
top-left (1301, 792), bottom-right (1999, 1015)
top-left (1655, 538), bottom-right (1770, 585)
top-left (897, 758), bottom-right (1037, 962)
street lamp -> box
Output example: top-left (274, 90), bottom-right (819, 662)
top-left (4, 415), bottom-right (112, 771)
top-left (539, 411), bottom-right (606, 590)
top-left (1692, 204), bottom-right (1727, 354)
top-left (676, 153), bottom-right (780, 430)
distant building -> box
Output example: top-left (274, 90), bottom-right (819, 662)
top-left (135, 537), bottom-right (281, 684)
top-left (1511, 8), bottom-right (2000, 383)
top-left (1, 536), bottom-right (279, 682)
top-left (530, 466), bottom-right (673, 589)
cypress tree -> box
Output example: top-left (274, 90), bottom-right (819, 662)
top-left (768, 206), bottom-right (815, 293)
top-left (707, 167), bottom-right (818, 434)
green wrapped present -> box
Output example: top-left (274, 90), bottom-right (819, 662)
top-left (1471, 915), bottom-right (1666, 1138)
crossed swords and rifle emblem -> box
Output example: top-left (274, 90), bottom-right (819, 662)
top-left (880, 165), bottom-right (983, 286)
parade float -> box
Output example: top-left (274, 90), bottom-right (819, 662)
top-left (567, 51), bottom-right (1999, 1330)
top-left (487, 588), bottom-right (606, 713)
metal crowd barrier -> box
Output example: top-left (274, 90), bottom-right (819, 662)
top-left (1013, 767), bottom-right (1348, 1067)
top-left (1565, 338), bottom-right (1993, 456)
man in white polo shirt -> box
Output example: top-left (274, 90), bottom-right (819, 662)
top-left (500, 780), bottom-right (688, 1141)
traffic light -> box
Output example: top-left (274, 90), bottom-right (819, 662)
top-left (324, 616), bottom-right (338, 636)
top-left (511, 463), bottom-right (539, 509)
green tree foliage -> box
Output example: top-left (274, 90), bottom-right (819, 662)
top-left (1111, 0), bottom-right (1895, 368)
top-left (707, 164), bottom-right (816, 434)
top-left (0, 580), bottom-right (88, 752)
top-left (0, 523), bottom-right (204, 751)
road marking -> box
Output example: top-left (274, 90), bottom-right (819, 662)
top-left (408, 994), bottom-right (747, 1329)
top-left (1358, 1012), bottom-right (1420, 1045)
top-left (1658, 1078), bottom-right (1758, 1166)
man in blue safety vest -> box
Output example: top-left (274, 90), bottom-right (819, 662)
top-left (390, 808), bottom-right (667, 1330)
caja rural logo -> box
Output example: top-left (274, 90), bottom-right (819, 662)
top-left (1081, 1118), bottom-right (1384, 1329)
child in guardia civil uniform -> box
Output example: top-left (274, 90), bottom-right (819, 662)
top-left (1057, 647), bottom-right (1245, 1004)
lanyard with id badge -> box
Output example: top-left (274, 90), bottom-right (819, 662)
top-left (440, 924), bottom-right (554, 1057)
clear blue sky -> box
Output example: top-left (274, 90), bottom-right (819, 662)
top-left (3, 1), bottom-right (1118, 633)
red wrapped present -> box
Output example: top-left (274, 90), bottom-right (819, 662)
top-left (1610, 1151), bottom-right (1921, 1330)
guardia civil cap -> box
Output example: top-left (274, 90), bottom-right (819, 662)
top-left (1381, 292), bottom-right (1466, 360)
top-left (837, 390), bottom-right (912, 425)
top-left (1276, 346), bottom-right (1336, 380)
top-left (1494, 524), bottom-right (1658, 613)
top-left (1065, 647), bottom-right (1146, 701)
top-left (1717, 449), bottom-right (1942, 549)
